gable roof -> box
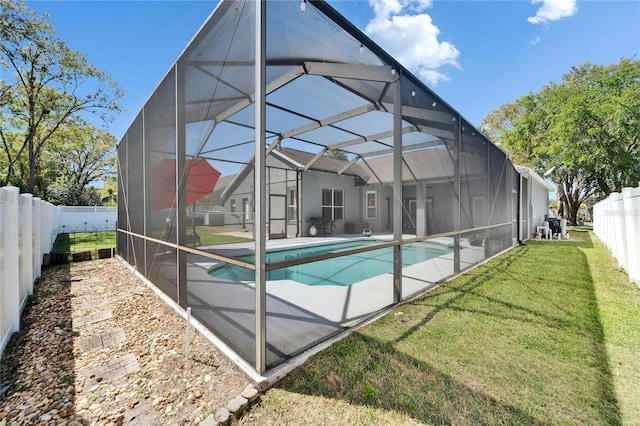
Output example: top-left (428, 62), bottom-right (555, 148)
top-left (277, 147), bottom-right (369, 179)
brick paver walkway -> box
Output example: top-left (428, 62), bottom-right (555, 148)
top-left (70, 266), bottom-right (157, 423)
top-left (82, 353), bottom-right (141, 392)
top-left (72, 310), bottom-right (113, 328)
top-left (77, 328), bottom-right (126, 352)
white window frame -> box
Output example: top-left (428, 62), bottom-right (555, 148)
top-left (287, 187), bottom-right (297, 221)
top-left (366, 191), bottom-right (377, 220)
top-left (322, 189), bottom-right (344, 221)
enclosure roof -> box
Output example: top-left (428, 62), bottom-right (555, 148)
top-left (160, 0), bottom-right (505, 171)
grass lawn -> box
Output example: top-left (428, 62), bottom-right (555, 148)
top-left (193, 225), bottom-right (252, 245)
top-left (53, 227), bottom-right (251, 259)
top-left (242, 229), bottom-right (640, 425)
top-left (51, 231), bottom-right (116, 258)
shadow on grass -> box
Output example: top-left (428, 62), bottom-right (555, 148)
top-left (276, 231), bottom-right (621, 425)
top-left (280, 331), bottom-right (548, 425)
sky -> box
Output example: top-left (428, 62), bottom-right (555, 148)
top-left (27, 0), bottom-right (640, 141)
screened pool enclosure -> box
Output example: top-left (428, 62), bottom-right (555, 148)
top-left (117, 0), bottom-right (520, 374)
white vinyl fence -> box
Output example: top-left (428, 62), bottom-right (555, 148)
top-left (1, 185), bottom-right (117, 356)
top-left (593, 184), bottom-right (640, 286)
top-left (52, 205), bottom-right (118, 238)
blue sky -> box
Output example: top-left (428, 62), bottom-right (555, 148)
top-left (28, 0), bottom-right (640, 140)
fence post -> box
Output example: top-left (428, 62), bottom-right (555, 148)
top-left (43, 202), bottom-right (54, 253)
top-left (2, 186), bottom-right (20, 334)
top-left (20, 194), bottom-right (34, 298)
top-left (610, 193), bottom-right (626, 270)
top-left (32, 198), bottom-right (42, 279)
top-left (622, 187), bottom-right (639, 284)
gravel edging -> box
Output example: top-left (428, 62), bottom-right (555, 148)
top-left (0, 258), bottom-right (261, 425)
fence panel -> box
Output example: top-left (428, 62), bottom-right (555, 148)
top-left (0, 187), bottom-right (59, 355)
top-left (1, 188), bottom-right (7, 353)
top-left (1, 187), bottom-right (20, 353)
top-left (54, 206), bottom-right (117, 232)
top-left (593, 184), bottom-right (640, 285)
top-left (19, 194), bottom-right (32, 311)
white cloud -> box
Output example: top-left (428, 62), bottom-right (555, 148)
top-left (365, 0), bottom-right (459, 86)
top-left (531, 35), bottom-right (541, 45)
top-left (418, 69), bottom-right (451, 85)
top-left (528, 0), bottom-right (578, 25)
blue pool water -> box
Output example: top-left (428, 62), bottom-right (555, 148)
top-left (209, 240), bottom-right (452, 286)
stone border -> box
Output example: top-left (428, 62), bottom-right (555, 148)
top-left (198, 384), bottom-right (260, 426)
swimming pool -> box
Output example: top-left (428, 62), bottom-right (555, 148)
top-left (208, 240), bottom-right (452, 286)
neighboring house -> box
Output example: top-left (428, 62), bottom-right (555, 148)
top-left (516, 165), bottom-right (555, 240)
top-left (221, 146), bottom-right (517, 240)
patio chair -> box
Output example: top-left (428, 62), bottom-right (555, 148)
top-left (548, 218), bottom-right (562, 239)
top-left (541, 220), bottom-right (551, 239)
top-left (560, 219), bottom-right (569, 239)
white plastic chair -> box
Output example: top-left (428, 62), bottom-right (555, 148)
top-left (560, 219), bottom-right (568, 239)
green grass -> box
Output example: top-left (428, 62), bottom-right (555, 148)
top-left (245, 229), bottom-right (640, 425)
top-left (193, 225), bottom-right (252, 245)
top-left (51, 231), bottom-right (116, 258)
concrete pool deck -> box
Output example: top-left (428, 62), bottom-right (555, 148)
top-left (182, 234), bottom-right (487, 368)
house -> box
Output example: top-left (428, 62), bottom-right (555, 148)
top-left (221, 143), bottom-right (517, 244)
top-left (516, 165), bottom-right (555, 240)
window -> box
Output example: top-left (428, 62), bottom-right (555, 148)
top-left (366, 191), bottom-right (377, 220)
top-left (243, 198), bottom-right (251, 223)
top-left (287, 187), bottom-right (297, 221)
top-left (426, 197), bottom-right (435, 233)
top-left (472, 196), bottom-right (485, 227)
top-left (322, 189), bottom-right (343, 221)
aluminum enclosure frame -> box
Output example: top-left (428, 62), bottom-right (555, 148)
top-left (116, 0), bottom-right (521, 374)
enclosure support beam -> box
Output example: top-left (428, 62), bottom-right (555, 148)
top-left (304, 62), bottom-right (395, 82)
top-left (358, 139), bottom-right (442, 159)
top-left (303, 147), bottom-right (327, 171)
top-left (176, 62), bottom-right (188, 307)
top-left (254, 0), bottom-right (267, 374)
top-left (393, 73), bottom-right (402, 304)
top-left (329, 126), bottom-right (416, 151)
top-left (337, 155), bottom-right (361, 175)
top-left (453, 115), bottom-right (461, 274)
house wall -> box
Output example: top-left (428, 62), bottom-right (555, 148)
top-left (530, 178), bottom-right (550, 232)
top-left (362, 183), bottom-right (464, 236)
top-left (300, 170), bottom-right (361, 236)
top-left (224, 169), bottom-right (254, 232)
top-left (354, 184), bottom-right (394, 234)
top-left (519, 176), bottom-right (530, 241)
top-left (517, 173), bottom-right (551, 240)
top-left (223, 157), bottom-right (300, 237)
top-left (358, 179), bottom-right (492, 237)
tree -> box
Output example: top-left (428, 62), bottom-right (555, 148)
top-left (0, 0), bottom-right (124, 195)
top-left (100, 176), bottom-right (117, 206)
top-left (325, 148), bottom-right (348, 161)
top-left (47, 176), bottom-right (101, 206)
top-left (482, 57), bottom-right (640, 224)
top-left (43, 118), bottom-right (117, 190)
